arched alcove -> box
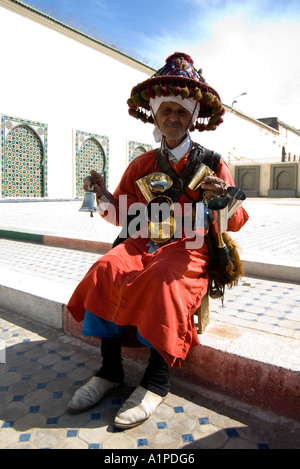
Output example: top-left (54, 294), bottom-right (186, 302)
top-left (76, 137), bottom-right (107, 197)
top-left (3, 124), bottom-right (44, 197)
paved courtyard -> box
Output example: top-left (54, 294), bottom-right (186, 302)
top-left (1, 307), bottom-right (299, 450)
top-left (0, 198), bottom-right (299, 449)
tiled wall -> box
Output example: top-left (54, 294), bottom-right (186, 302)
top-left (75, 130), bottom-right (109, 198)
top-left (128, 140), bottom-right (152, 164)
top-left (1, 115), bottom-right (48, 198)
top-left (1, 117), bottom-right (153, 199)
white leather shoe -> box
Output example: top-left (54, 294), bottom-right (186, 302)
top-left (114, 385), bottom-right (164, 429)
top-left (67, 376), bottom-right (121, 414)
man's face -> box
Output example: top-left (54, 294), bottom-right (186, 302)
top-left (154, 101), bottom-right (192, 148)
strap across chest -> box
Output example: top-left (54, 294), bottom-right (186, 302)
top-left (155, 143), bottom-right (221, 202)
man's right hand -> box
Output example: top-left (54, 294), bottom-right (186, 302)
top-left (83, 170), bottom-right (106, 202)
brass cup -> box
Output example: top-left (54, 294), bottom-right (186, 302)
top-left (146, 195), bottom-right (174, 222)
top-left (148, 216), bottom-right (176, 244)
top-left (146, 194), bottom-right (175, 244)
top-left (135, 172), bottom-right (173, 203)
top-left (146, 172), bottom-right (173, 193)
top-left (135, 172), bottom-right (175, 244)
top-left (188, 163), bottom-right (213, 191)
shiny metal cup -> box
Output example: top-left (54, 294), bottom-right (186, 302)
top-left (226, 186), bottom-right (246, 219)
top-left (188, 163), bottom-right (213, 191)
top-left (135, 173), bottom-right (173, 203)
top-left (207, 197), bottom-right (229, 234)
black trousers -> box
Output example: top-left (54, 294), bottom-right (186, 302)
top-left (96, 337), bottom-right (170, 397)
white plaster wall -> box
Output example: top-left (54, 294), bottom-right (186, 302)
top-left (229, 162), bottom-right (300, 197)
top-left (279, 125), bottom-right (300, 161)
top-left (0, 5), bottom-right (155, 198)
top-left (198, 110), bottom-right (285, 165)
top-left (1, 4), bottom-right (299, 200)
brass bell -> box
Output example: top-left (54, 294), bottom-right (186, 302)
top-left (79, 186), bottom-right (97, 217)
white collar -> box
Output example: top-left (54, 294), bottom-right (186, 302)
top-left (162, 133), bottom-right (192, 163)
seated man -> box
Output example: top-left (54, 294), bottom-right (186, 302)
top-left (67, 52), bottom-right (249, 429)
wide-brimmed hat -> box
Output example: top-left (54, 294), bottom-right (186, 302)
top-left (127, 52), bottom-right (225, 132)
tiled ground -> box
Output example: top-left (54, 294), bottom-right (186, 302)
top-left (0, 238), bottom-right (299, 339)
top-left (209, 277), bottom-right (300, 340)
top-left (0, 238), bottom-right (100, 285)
top-left (0, 201), bottom-right (120, 243)
top-left (0, 198), bottom-right (299, 262)
top-left (0, 199), bottom-right (299, 449)
top-left (1, 308), bottom-right (299, 449)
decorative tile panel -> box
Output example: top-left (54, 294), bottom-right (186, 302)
top-left (1, 115), bottom-right (48, 198)
top-left (234, 165), bottom-right (260, 197)
top-left (75, 130), bottom-right (109, 197)
top-left (128, 140), bottom-right (153, 164)
top-left (268, 163), bottom-right (298, 197)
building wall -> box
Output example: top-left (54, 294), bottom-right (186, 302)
top-left (228, 162), bottom-right (300, 197)
top-left (198, 108), bottom-right (300, 165)
top-left (0, 1), bottom-right (299, 200)
top-left (278, 122), bottom-right (300, 162)
top-left (0, 1), bottom-right (155, 199)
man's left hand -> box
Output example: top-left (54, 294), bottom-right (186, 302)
top-left (201, 176), bottom-right (227, 201)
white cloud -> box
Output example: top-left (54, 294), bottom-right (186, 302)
top-left (137, 8), bottom-right (300, 129)
top-left (26, 0), bottom-right (300, 128)
top-left (190, 15), bottom-right (300, 127)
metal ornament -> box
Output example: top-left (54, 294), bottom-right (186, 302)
top-left (79, 186), bottom-right (97, 217)
top-left (135, 173), bottom-right (175, 244)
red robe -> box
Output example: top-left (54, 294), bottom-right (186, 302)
top-left (67, 149), bottom-right (249, 367)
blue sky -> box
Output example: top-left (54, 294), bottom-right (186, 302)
top-left (21, 0), bottom-right (300, 128)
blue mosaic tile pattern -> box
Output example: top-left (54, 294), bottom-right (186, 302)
top-left (0, 309), bottom-right (298, 449)
top-left (1, 115), bottom-right (48, 198)
top-left (75, 130), bottom-right (109, 197)
top-left (209, 278), bottom-right (300, 337)
top-left (128, 140), bottom-right (153, 164)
